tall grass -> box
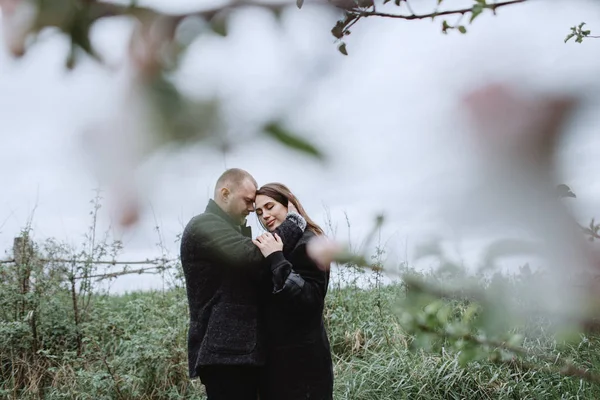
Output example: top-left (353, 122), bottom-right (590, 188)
top-left (2, 224), bottom-right (600, 399)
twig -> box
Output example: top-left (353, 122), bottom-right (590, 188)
top-left (351, 0), bottom-right (528, 20)
top-left (79, 265), bottom-right (170, 281)
top-left (91, 340), bottom-right (126, 400)
top-left (0, 257), bottom-right (175, 265)
top-left (0, 257), bottom-right (177, 281)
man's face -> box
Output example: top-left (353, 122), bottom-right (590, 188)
top-left (224, 178), bottom-right (257, 225)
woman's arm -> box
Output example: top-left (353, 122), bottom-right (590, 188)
top-left (265, 246), bottom-right (328, 310)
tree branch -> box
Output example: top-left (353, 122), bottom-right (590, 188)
top-left (351, 0), bottom-right (529, 20)
top-left (87, 0), bottom-right (330, 25)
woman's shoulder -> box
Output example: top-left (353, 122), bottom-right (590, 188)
top-left (293, 231), bottom-right (325, 257)
top-left (292, 231), bottom-right (329, 274)
top-left (297, 230), bottom-right (318, 247)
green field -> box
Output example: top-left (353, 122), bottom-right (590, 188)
top-left (2, 255), bottom-right (600, 400)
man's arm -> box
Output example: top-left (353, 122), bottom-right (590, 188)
top-left (189, 212), bottom-right (305, 268)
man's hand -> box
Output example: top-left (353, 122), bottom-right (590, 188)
top-left (253, 232), bottom-right (283, 257)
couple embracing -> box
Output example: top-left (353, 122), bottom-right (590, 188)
top-left (180, 168), bottom-right (334, 400)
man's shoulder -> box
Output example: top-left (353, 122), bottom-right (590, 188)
top-left (193, 211), bottom-right (222, 223)
top-left (183, 212), bottom-right (225, 234)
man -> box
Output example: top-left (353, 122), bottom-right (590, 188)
top-left (180, 168), bottom-right (306, 399)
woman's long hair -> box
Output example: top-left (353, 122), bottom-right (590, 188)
top-left (256, 183), bottom-right (324, 236)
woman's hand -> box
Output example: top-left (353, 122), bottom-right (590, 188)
top-left (253, 232), bottom-right (283, 257)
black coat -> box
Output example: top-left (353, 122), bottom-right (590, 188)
top-left (180, 200), bottom-right (304, 378)
top-left (260, 230), bottom-right (334, 400)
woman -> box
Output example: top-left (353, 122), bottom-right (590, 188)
top-left (252, 183), bottom-right (333, 400)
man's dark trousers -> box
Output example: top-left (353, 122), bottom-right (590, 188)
top-left (199, 366), bottom-right (259, 400)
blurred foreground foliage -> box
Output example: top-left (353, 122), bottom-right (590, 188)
top-left (2, 0), bottom-right (575, 164)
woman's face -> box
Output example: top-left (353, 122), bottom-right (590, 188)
top-left (255, 194), bottom-right (287, 232)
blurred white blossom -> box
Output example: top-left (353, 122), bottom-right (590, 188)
top-left (458, 83), bottom-right (599, 328)
top-left (307, 236), bottom-right (344, 271)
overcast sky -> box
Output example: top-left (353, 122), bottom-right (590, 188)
top-left (2, 0), bottom-right (600, 292)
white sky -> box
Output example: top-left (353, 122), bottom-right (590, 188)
top-left (2, 0), bottom-right (600, 291)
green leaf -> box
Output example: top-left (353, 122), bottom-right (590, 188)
top-left (210, 14), bottom-right (228, 37)
top-left (331, 21), bottom-right (345, 39)
top-left (565, 33), bottom-right (575, 43)
top-left (263, 122), bottom-right (324, 159)
top-left (338, 42), bottom-right (348, 56)
top-left (441, 20), bottom-right (450, 34)
top-left (458, 25), bottom-right (467, 34)
top-left (470, 4), bottom-right (483, 23)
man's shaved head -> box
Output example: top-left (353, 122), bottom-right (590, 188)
top-left (214, 168), bottom-right (257, 197)
top-left (213, 168), bottom-right (258, 224)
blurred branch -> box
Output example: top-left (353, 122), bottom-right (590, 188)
top-left (401, 272), bottom-right (600, 384)
top-left (0, 0), bottom-right (338, 65)
top-left (403, 274), bottom-right (486, 302)
top-left (1, 0), bottom-right (533, 63)
top-left (405, 272), bottom-right (600, 333)
top-left (415, 319), bottom-right (600, 384)
top-left (89, 0), bottom-right (298, 23)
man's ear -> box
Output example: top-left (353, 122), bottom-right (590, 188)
top-left (220, 187), bottom-right (230, 202)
